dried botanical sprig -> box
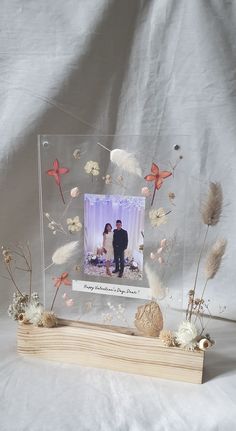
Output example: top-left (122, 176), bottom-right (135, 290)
top-left (1, 244), bottom-right (32, 297)
top-left (205, 239), bottom-right (227, 280)
top-left (186, 182), bottom-right (224, 322)
top-left (201, 182), bottom-right (223, 226)
top-left (45, 213), bottom-right (67, 235)
top-left (194, 239), bottom-right (227, 325)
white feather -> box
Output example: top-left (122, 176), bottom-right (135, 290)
top-left (110, 149), bottom-right (142, 177)
top-left (52, 241), bottom-right (79, 265)
top-left (145, 263), bottom-right (166, 300)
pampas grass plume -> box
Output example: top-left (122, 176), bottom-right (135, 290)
top-left (205, 238), bottom-right (227, 280)
top-left (201, 182), bottom-right (223, 226)
top-left (144, 263), bottom-right (166, 300)
top-left (52, 241), bottom-right (79, 265)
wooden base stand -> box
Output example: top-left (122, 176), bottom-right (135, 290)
top-left (17, 319), bottom-right (204, 384)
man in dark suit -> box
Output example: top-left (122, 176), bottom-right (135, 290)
top-left (112, 220), bottom-right (128, 278)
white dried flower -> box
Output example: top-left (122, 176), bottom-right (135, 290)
top-left (67, 216), bottom-right (82, 233)
top-left (103, 174), bottom-right (112, 184)
top-left (84, 160), bottom-right (100, 176)
top-left (175, 321), bottom-right (198, 351)
top-left (70, 187), bottom-right (80, 198)
top-left (149, 208), bottom-right (167, 227)
top-left (24, 303), bottom-right (44, 326)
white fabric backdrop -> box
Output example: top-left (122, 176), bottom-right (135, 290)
top-left (1, 1), bottom-right (236, 430)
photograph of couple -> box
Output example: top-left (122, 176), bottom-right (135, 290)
top-left (102, 220), bottom-right (128, 278)
top-left (84, 194), bottom-right (145, 280)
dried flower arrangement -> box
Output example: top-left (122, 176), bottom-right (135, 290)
top-left (156, 182), bottom-right (226, 351)
top-left (2, 136), bottom-right (227, 377)
top-left (1, 243), bottom-right (58, 328)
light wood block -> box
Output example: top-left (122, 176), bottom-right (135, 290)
top-left (17, 319), bottom-right (204, 384)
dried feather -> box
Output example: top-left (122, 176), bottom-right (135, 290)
top-left (52, 241), bottom-right (79, 265)
top-left (110, 149), bottom-right (142, 177)
top-left (205, 239), bottom-right (227, 280)
top-left (201, 182), bottom-right (223, 226)
top-left (144, 262), bottom-right (166, 300)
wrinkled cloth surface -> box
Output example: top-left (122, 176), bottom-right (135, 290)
top-left (0, 1), bottom-right (236, 430)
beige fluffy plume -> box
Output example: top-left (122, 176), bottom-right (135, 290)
top-left (205, 239), bottom-right (227, 280)
top-left (110, 149), bottom-right (142, 177)
top-left (201, 182), bottom-right (223, 226)
top-left (145, 263), bottom-right (166, 300)
top-left (52, 241), bottom-right (79, 265)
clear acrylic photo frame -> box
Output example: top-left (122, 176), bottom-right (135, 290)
top-left (38, 134), bottom-right (188, 329)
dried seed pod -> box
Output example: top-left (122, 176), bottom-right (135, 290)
top-left (134, 301), bottom-right (163, 337)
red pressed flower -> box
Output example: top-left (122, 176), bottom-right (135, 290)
top-left (53, 272), bottom-right (72, 289)
top-left (50, 272), bottom-right (72, 311)
top-left (47, 159), bottom-right (69, 204)
top-left (144, 163), bottom-right (172, 206)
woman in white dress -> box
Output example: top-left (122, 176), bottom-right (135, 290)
top-left (102, 223), bottom-right (113, 276)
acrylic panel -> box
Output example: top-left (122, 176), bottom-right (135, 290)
top-left (38, 135), bottom-right (187, 329)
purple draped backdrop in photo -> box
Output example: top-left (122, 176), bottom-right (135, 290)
top-left (84, 194), bottom-right (145, 266)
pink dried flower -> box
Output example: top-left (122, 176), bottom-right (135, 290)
top-left (141, 187), bottom-right (151, 197)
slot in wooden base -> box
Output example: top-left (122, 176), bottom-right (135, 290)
top-left (17, 319), bottom-right (204, 384)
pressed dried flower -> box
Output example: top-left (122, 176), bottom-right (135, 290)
top-left (46, 159), bottom-right (69, 205)
top-left (67, 216), bottom-right (82, 233)
top-left (73, 149), bottom-right (81, 159)
top-left (205, 239), bottom-right (227, 280)
top-left (84, 160), bottom-right (100, 176)
top-left (70, 187), bottom-right (80, 198)
top-left (159, 329), bottom-right (176, 347)
top-left (102, 174), bottom-right (112, 184)
top-left (160, 238), bottom-right (167, 248)
top-left (65, 298), bottom-right (74, 307)
top-left (41, 311), bottom-right (57, 328)
top-left (149, 208), bottom-right (167, 227)
top-left (145, 163), bottom-right (172, 206)
top-left (201, 182), bottom-right (223, 226)
top-left (141, 187), bottom-right (151, 197)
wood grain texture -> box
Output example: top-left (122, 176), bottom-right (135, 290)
top-left (17, 320), bottom-right (204, 384)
